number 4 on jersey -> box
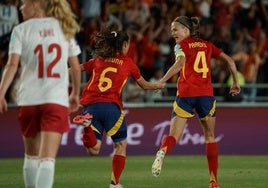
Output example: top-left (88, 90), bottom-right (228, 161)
top-left (193, 51), bottom-right (209, 78)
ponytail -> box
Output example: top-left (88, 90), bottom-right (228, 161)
top-left (40, 0), bottom-right (80, 40)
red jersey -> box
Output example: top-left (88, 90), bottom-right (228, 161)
top-left (175, 37), bottom-right (222, 97)
top-left (80, 54), bottom-right (141, 109)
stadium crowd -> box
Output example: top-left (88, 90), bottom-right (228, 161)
top-left (1, 0), bottom-right (268, 103)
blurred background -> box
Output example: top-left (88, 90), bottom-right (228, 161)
top-left (1, 0), bottom-right (268, 158)
top-left (1, 0), bottom-right (268, 105)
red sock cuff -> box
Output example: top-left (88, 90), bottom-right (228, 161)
top-left (82, 126), bottom-right (97, 148)
top-left (206, 142), bottom-right (218, 156)
top-left (160, 136), bottom-right (176, 153)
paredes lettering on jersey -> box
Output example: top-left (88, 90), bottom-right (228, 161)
top-left (188, 42), bottom-right (207, 48)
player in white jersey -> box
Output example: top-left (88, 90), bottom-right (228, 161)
top-left (0, 0), bottom-right (81, 188)
top-left (10, 19), bottom-right (80, 106)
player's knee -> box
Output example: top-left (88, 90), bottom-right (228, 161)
top-left (87, 147), bottom-right (100, 156)
top-left (205, 134), bottom-right (215, 143)
top-left (87, 141), bottom-right (101, 156)
top-left (114, 141), bottom-right (127, 154)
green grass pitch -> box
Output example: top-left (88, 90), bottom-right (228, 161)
top-left (0, 155), bottom-right (267, 188)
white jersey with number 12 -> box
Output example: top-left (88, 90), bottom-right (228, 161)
top-left (9, 17), bottom-right (81, 107)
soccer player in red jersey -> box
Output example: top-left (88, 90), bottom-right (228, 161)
top-left (151, 16), bottom-right (241, 188)
top-left (73, 26), bottom-right (164, 188)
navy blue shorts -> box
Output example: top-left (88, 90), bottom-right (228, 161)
top-left (172, 96), bottom-right (216, 120)
top-left (82, 102), bottom-right (127, 143)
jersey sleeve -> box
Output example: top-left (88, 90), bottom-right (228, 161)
top-left (68, 38), bottom-right (81, 57)
top-left (211, 43), bottom-right (223, 59)
top-left (8, 26), bottom-right (22, 55)
top-left (82, 59), bottom-right (94, 73)
top-left (174, 44), bottom-right (185, 61)
top-left (128, 57), bottom-right (141, 81)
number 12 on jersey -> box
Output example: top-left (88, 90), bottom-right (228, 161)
top-left (34, 43), bottom-right (62, 78)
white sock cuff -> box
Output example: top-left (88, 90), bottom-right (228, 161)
top-left (40, 157), bottom-right (56, 163)
top-left (24, 153), bottom-right (39, 160)
top-left (39, 158), bottom-right (56, 170)
top-left (23, 154), bottom-right (40, 167)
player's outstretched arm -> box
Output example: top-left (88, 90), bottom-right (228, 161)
top-left (136, 77), bottom-right (165, 90)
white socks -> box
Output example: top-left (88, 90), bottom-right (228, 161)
top-left (23, 154), bottom-right (55, 188)
top-left (36, 158), bottom-right (55, 188)
top-left (23, 154), bottom-right (40, 188)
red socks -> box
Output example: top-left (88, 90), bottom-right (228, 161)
top-left (159, 137), bottom-right (218, 183)
top-left (111, 155), bottom-right (126, 185)
top-left (206, 142), bottom-right (219, 182)
top-left (82, 126), bottom-right (97, 148)
top-left (160, 136), bottom-right (177, 153)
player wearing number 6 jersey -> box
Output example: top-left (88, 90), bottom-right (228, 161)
top-left (0, 0), bottom-right (81, 188)
top-left (72, 26), bottom-right (164, 188)
top-left (151, 16), bottom-right (241, 188)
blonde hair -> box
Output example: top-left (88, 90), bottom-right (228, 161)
top-left (33, 0), bottom-right (80, 40)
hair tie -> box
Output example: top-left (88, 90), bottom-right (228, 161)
top-left (177, 20), bottom-right (191, 30)
top-left (111, 31), bottom-right (117, 37)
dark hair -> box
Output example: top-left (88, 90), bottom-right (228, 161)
top-left (93, 26), bottom-right (129, 58)
top-left (174, 16), bottom-right (200, 39)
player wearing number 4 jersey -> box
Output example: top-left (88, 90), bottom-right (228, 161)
top-left (71, 26), bottom-right (164, 188)
top-left (151, 16), bottom-right (241, 188)
top-left (0, 0), bottom-right (81, 188)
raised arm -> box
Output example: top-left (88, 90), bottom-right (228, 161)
top-left (136, 76), bottom-right (165, 90)
top-left (160, 56), bottom-right (185, 83)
